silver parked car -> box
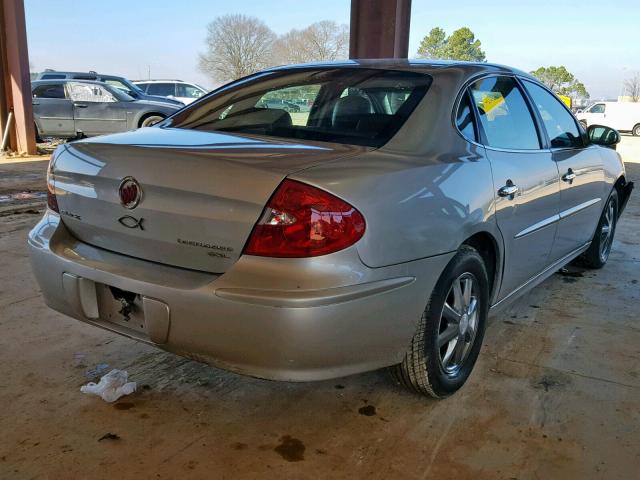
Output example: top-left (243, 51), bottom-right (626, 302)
top-left (28, 61), bottom-right (633, 398)
top-left (31, 80), bottom-right (181, 139)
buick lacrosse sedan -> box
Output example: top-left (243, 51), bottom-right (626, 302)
top-left (29, 61), bottom-right (633, 398)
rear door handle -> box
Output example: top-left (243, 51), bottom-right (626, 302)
top-left (74, 103), bottom-right (88, 108)
top-left (562, 168), bottom-right (576, 183)
top-left (498, 180), bottom-right (519, 199)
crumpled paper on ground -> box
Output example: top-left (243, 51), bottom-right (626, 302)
top-left (80, 369), bottom-right (136, 403)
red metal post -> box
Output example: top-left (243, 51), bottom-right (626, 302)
top-left (0, 0), bottom-right (36, 154)
top-left (349, 0), bottom-right (411, 59)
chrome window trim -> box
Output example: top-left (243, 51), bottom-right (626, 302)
top-left (453, 72), bottom-right (548, 153)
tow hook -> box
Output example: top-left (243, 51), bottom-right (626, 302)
top-left (118, 297), bottom-right (135, 322)
top-left (110, 287), bottom-right (137, 322)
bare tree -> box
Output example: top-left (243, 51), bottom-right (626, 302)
top-left (275, 21), bottom-right (349, 64)
top-left (199, 14), bottom-right (277, 82)
top-left (624, 73), bottom-right (640, 102)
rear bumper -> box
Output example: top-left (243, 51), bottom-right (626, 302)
top-left (28, 212), bottom-right (452, 381)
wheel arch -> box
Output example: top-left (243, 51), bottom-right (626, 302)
top-left (613, 174), bottom-right (633, 219)
top-left (462, 231), bottom-right (502, 303)
top-left (137, 111), bottom-right (166, 128)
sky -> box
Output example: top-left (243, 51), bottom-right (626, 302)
top-left (24, 0), bottom-right (640, 99)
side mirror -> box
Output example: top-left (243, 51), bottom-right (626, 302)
top-left (587, 125), bottom-right (620, 150)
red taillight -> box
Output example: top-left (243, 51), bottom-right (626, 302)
top-left (244, 179), bottom-right (366, 258)
top-left (46, 159), bottom-right (59, 213)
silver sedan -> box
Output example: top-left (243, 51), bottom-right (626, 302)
top-left (28, 61), bottom-right (633, 398)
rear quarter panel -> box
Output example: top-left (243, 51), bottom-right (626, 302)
top-left (599, 145), bottom-right (626, 187)
top-left (293, 66), bottom-right (500, 269)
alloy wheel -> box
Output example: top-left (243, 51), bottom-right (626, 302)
top-left (437, 272), bottom-right (480, 376)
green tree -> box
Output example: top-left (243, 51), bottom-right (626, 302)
top-left (530, 66), bottom-right (589, 99)
top-left (417, 27), bottom-right (486, 62)
top-left (445, 27), bottom-right (485, 62)
top-left (417, 27), bottom-right (447, 59)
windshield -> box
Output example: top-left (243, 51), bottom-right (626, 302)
top-left (104, 77), bottom-right (145, 95)
top-left (169, 68), bottom-right (431, 147)
top-left (105, 84), bottom-right (134, 102)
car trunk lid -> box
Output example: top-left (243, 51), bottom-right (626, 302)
top-left (52, 127), bottom-right (366, 273)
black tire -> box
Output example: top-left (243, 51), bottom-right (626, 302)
top-left (34, 123), bottom-right (43, 143)
top-left (577, 189), bottom-right (618, 269)
top-left (391, 245), bottom-right (489, 398)
top-left (632, 124), bottom-right (640, 137)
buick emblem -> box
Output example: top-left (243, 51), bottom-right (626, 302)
top-left (119, 176), bottom-right (142, 209)
top-left (118, 215), bottom-right (144, 230)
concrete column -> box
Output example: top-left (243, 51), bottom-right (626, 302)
top-left (0, 0), bottom-right (36, 154)
top-left (349, 0), bottom-right (411, 59)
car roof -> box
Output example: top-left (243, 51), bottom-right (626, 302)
top-left (38, 70), bottom-right (124, 78)
top-left (266, 59), bottom-right (536, 80)
top-left (32, 79), bottom-right (111, 87)
top-left (133, 79), bottom-right (186, 83)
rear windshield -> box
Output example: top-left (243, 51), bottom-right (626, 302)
top-left (168, 68), bottom-right (431, 147)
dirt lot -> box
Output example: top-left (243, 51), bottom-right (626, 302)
top-left (0, 138), bottom-right (639, 479)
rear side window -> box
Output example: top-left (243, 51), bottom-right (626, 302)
top-left (67, 83), bottom-right (116, 103)
top-left (33, 84), bottom-right (66, 99)
top-left (470, 76), bottom-right (540, 150)
top-left (169, 68), bottom-right (432, 148)
top-left (147, 83), bottom-right (175, 96)
top-left (456, 92), bottom-right (477, 142)
top-left (523, 80), bottom-right (583, 149)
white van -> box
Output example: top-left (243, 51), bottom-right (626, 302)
top-left (577, 102), bottom-right (640, 136)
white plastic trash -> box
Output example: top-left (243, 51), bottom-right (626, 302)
top-left (81, 369), bottom-right (137, 403)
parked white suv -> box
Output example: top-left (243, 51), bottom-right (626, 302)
top-left (133, 80), bottom-right (208, 105)
top-left (576, 101), bottom-right (640, 136)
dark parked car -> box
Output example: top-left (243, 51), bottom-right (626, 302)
top-left (31, 80), bottom-right (181, 139)
top-left (35, 70), bottom-right (184, 107)
top-left (256, 98), bottom-right (301, 112)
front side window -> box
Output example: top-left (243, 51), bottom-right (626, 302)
top-left (147, 83), bottom-right (175, 96)
top-left (523, 80), bottom-right (583, 149)
top-left (456, 91), bottom-right (476, 142)
top-left (67, 82), bottom-right (116, 103)
top-left (169, 68), bottom-right (432, 148)
top-left (589, 103), bottom-right (606, 114)
top-left (470, 76), bottom-right (540, 150)
top-left (33, 84), bottom-right (66, 99)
